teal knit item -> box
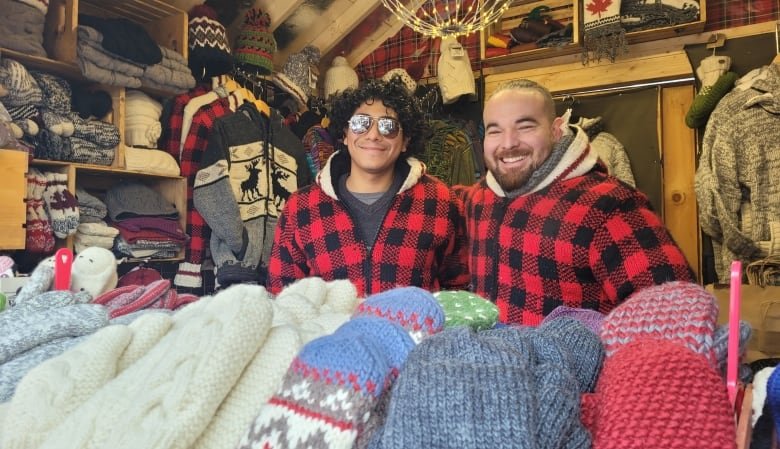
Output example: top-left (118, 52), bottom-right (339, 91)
top-left (433, 290), bottom-right (498, 331)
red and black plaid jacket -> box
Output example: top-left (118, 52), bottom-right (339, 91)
top-left (460, 128), bottom-right (694, 325)
top-left (268, 152), bottom-right (470, 297)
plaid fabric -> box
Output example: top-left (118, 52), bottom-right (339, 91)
top-left (174, 96), bottom-right (232, 288)
top-left (160, 85), bottom-right (209, 159)
top-left (267, 152), bottom-right (469, 297)
top-left (460, 170), bottom-right (695, 326)
top-left (705, 0), bottom-right (779, 30)
top-left (356, 26), bottom-right (480, 81)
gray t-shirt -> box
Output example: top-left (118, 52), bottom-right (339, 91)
top-left (338, 172), bottom-right (404, 251)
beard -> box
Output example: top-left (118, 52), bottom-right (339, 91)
top-left (486, 150), bottom-right (536, 192)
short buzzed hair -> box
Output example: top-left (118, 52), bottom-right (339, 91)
top-left (489, 79), bottom-right (556, 121)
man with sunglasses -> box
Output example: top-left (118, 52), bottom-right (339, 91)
top-left (267, 77), bottom-right (469, 296)
top-left (459, 79), bottom-right (695, 325)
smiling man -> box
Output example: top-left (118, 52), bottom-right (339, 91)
top-left (459, 79), bottom-right (694, 325)
top-left (267, 77), bottom-right (469, 296)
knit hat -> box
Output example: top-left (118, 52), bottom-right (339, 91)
top-left (104, 181), bottom-right (178, 221)
top-left (539, 316), bottom-right (605, 392)
top-left (685, 71), bottom-right (738, 129)
top-left (92, 279), bottom-right (171, 318)
top-left (125, 90), bottom-right (163, 148)
top-left (273, 45), bottom-right (321, 107)
top-left (582, 0), bottom-right (628, 63)
top-left (354, 286), bottom-right (445, 343)
top-left (234, 8), bottom-right (276, 75)
top-left (437, 36), bottom-right (476, 104)
top-left (324, 56), bottom-right (359, 99)
top-left (0, 58), bottom-right (43, 106)
top-left (590, 339), bottom-right (736, 449)
top-left (766, 366), bottom-right (780, 438)
top-left (70, 246), bottom-right (117, 298)
top-left (433, 290), bottom-right (499, 331)
top-left (188, 4), bottom-right (233, 81)
top-left (382, 68), bottom-right (416, 94)
top-left (600, 281), bottom-right (719, 365)
top-left (31, 71), bottom-right (72, 115)
top-left (237, 327), bottom-right (393, 448)
top-left (543, 305), bottom-right (606, 334)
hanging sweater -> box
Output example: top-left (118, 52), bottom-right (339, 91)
top-left (420, 120), bottom-right (477, 186)
top-left (194, 104), bottom-right (312, 287)
top-left (459, 126), bottom-right (694, 325)
top-left (695, 64), bottom-right (780, 282)
top-left (267, 150), bottom-right (470, 297)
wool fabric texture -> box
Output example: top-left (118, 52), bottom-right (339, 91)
top-left (31, 71), bottom-right (72, 114)
top-left (381, 68), bottom-right (416, 94)
top-left (70, 246), bottom-right (117, 298)
top-left (582, 0), bottom-right (627, 63)
top-left (13, 0), bottom-right (48, 14)
top-left (539, 317), bottom-right (605, 392)
top-left (590, 339), bottom-right (736, 449)
top-left (104, 181), bottom-right (178, 221)
top-left (24, 169), bottom-right (55, 254)
top-left (599, 281), bottom-right (718, 365)
top-left (125, 89), bottom-right (163, 148)
top-left (115, 311), bottom-right (174, 372)
top-left (237, 320), bottom-right (395, 449)
top-left (273, 45), bottom-right (321, 107)
top-left (78, 14), bottom-right (162, 66)
top-left (93, 279), bottom-right (171, 318)
top-left (437, 36), bottom-right (476, 104)
top-left (234, 8), bottom-right (276, 75)
top-left (2, 325), bottom-right (132, 449)
top-left (433, 290), bottom-right (498, 331)
top-left (685, 71), bottom-right (738, 129)
top-left (38, 284), bottom-right (274, 449)
top-left (188, 4), bottom-right (233, 81)
top-left (355, 286), bottom-right (445, 343)
top-left (542, 305), bottom-right (605, 334)
top-left (0, 58), bottom-right (43, 106)
top-left (192, 324), bottom-right (301, 449)
top-left (42, 171), bottom-right (79, 238)
top-left (767, 365), bottom-right (780, 439)
top-left (324, 56), bottom-right (359, 99)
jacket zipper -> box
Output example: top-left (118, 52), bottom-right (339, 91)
top-left (362, 195), bottom-right (398, 295)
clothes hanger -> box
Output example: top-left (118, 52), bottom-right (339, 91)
top-left (235, 66), bottom-right (271, 116)
top-left (773, 23), bottom-right (780, 64)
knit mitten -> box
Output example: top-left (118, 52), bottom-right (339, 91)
top-left (237, 325), bottom-right (393, 449)
top-left (711, 320), bottom-right (752, 380)
top-left (600, 281), bottom-right (718, 365)
top-left (13, 260), bottom-right (54, 306)
top-left (354, 286), bottom-right (445, 343)
top-left (42, 172), bottom-right (79, 238)
top-left (40, 110), bottom-right (75, 137)
top-left (433, 290), bottom-right (498, 331)
top-left (25, 169), bottom-right (54, 253)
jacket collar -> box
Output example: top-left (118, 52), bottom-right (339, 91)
top-left (317, 150), bottom-right (426, 200)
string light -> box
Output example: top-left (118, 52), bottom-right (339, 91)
top-left (380, 0), bottom-right (513, 38)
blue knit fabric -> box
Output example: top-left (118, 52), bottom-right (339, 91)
top-left (354, 286), bottom-right (445, 343)
top-left (766, 365), bottom-right (780, 440)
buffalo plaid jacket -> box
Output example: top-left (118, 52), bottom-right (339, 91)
top-left (460, 127), bottom-right (694, 325)
top-left (268, 151), bottom-right (470, 296)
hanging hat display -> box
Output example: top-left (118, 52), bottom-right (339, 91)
top-left (187, 4), bottom-right (233, 81)
top-left (234, 8), bottom-right (277, 75)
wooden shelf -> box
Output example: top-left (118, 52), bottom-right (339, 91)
top-left (0, 150), bottom-right (29, 250)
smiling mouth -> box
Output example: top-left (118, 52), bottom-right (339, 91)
top-left (500, 155), bottom-right (528, 164)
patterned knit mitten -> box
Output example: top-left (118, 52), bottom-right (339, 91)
top-left (42, 172), bottom-right (79, 238)
top-left (40, 110), bottom-right (75, 137)
top-left (25, 169), bottom-right (54, 253)
top-left (236, 327), bottom-right (393, 449)
top-left (354, 286), bottom-right (445, 343)
top-left (433, 290), bottom-right (499, 331)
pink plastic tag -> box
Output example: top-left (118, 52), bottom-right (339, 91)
top-left (54, 248), bottom-right (73, 291)
top-left (727, 260), bottom-right (742, 409)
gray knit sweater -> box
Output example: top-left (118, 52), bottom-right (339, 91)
top-left (695, 64), bottom-right (780, 282)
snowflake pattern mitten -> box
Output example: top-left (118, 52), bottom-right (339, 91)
top-left (25, 169), bottom-right (54, 253)
top-left (42, 171), bottom-right (79, 238)
top-left (434, 290), bottom-right (499, 331)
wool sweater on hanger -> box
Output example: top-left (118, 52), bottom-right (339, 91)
top-left (459, 126), bottom-right (694, 325)
top-left (267, 150), bottom-right (470, 297)
top-left (194, 104), bottom-right (311, 287)
top-left (695, 63), bottom-right (780, 282)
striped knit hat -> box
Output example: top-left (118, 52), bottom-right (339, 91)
top-left (234, 8), bottom-right (276, 75)
top-left (600, 281), bottom-right (718, 365)
top-left (354, 286), bottom-right (445, 343)
top-left (187, 4), bottom-right (232, 81)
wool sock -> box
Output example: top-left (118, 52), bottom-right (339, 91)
top-left (236, 330), bottom-right (393, 449)
top-left (599, 281), bottom-right (718, 365)
top-left (42, 172), bottom-right (79, 238)
top-left (354, 286), bottom-right (445, 343)
top-left (433, 290), bottom-right (498, 331)
top-left (25, 169), bottom-right (54, 253)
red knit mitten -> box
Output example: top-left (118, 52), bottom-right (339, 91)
top-left (25, 169), bottom-right (55, 253)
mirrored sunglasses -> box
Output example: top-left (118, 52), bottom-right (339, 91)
top-left (348, 114), bottom-right (402, 138)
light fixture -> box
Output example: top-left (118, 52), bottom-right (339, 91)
top-left (380, 0), bottom-right (513, 38)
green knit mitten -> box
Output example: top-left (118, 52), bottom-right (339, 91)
top-left (433, 290), bottom-right (498, 331)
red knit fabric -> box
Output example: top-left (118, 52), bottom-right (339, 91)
top-left (592, 339), bottom-right (736, 449)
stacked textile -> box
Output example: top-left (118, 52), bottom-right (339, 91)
top-left (105, 181), bottom-right (187, 260)
top-left (76, 187), bottom-right (108, 223)
top-left (74, 222), bottom-right (119, 254)
top-left (0, 0), bottom-right (48, 57)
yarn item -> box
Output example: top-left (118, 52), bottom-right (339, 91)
top-left (25, 169), bottom-right (55, 254)
top-left (582, 0), bottom-right (627, 63)
top-left (324, 56), bottom-right (358, 99)
top-left (236, 323), bottom-right (393, 449)
top-left (599, 281), bottom-right (718, 365)
top-left (685, 71), bottom-right (738, 129)
top-left (354, 286), bottom-right (445, 343)
top-left (188, 4), bottom-right (233, 81)
top-left (31, 71), bottom-right (72, 115)
top-left (70, 246), bottom-right (117, 298)
top-left (437, 36), bottom-right (476, 104)
top-left (539, 316), bottom-right (605, 392)
top-left (382, 68), bottom-right (416, 94)
top-left (273, 45), bottom-right (321, 107)
top-left (234, 8), bottom-right (276, 75)
top-left (433, 290), bottom-right (498, 331)
top-left (42, 172), bottom-right (79, 238)
top-left (590, 339), bottom-right (736, 449)
top-left (542, 305), bottom-right (605, 334)
top-left (0, 58), bottom-right (43, 106)
top-left (104, 181), bottom-right (178, 221)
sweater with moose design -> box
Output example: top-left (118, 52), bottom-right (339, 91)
top-left (194, 104), bottom-right (311, 287)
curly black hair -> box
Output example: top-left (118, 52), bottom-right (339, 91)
top-left (327, 76), bottom-right (428, 157)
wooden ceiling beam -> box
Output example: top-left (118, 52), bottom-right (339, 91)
top-left (255, 0), bottom-right (306, 31)
top-left (274, 0), bottom-right (374, 65)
